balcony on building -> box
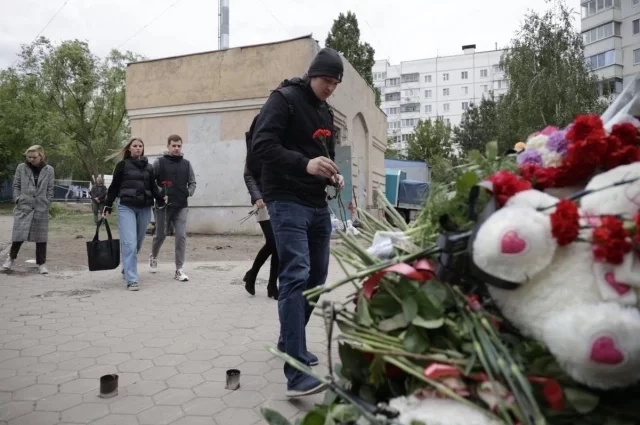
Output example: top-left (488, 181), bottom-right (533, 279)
top-left (581, 0), bottom-right (622, 29)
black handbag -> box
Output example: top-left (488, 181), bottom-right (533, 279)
top-left (86, 218), bottom-right (120, 271)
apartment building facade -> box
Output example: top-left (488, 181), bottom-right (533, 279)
top-left (373, 45), bottom-right (508, 151)
top-left (581, 0), bottom-right (640, 95)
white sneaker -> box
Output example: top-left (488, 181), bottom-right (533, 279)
top-left (149, 255), bottom-right (157, 273)
top-left (2, 257), bottom-right (14, 270)
top-left (38, 264), bottom-right (49, 274)
top-left (174, 269), bottom-right (189, 282)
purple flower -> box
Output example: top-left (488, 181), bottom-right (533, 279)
top-left (516, 149), bottom-right (544, 166)
top-left (546, 130), bottom-right (568, 155)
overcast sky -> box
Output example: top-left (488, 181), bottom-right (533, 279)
top-left (1, 0), bottom-right (580, 69)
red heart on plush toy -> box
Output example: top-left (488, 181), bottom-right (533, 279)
top-left (604, 272), bottom-right (631, 295)
top-left (590, 336), bottom-right (625, 365)
top-left (501, 230), bottom-right (527, 254)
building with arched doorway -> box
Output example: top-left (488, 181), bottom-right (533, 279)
top-left (124, 35), bottom-right (387, 235)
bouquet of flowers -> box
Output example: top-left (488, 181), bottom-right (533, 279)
top-left (261, 79), bottom-right (640, 425)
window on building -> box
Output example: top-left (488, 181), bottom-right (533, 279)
top-left (585, 50), bottom-right (616, 69)
top-left (425, 104), bottom-right (432, 114)
top-left (387, 107), bottom-right (399, 115)
top-left (462, 102), bottom-right (469, 110)
top-left (443, 88), bottom-right (450, 96)
top-left (634, 19), bottom-right (640, 35)
top-left (480, 69), bottom-right (488, 78)
top-left (424, 75), bottom-right (432, 83)
top-left (635, 48), bottom-right (640, 64)
top-left (461, 86), bottom-right (469, 95)
top-left (493, 64), bottom-right (502, 73)
top-left (401, 118), bottom-right (419, 127)
top-left (425, 89), bottom-right (432, 98)
top-left (387, 121), bottom-right (401, 130)
top-left (445, 118), bottom-right (451, 125)
top-left (401, 73), bottom-right (420, 83)
top-left (385, 92), bottom-right (401, 101)
top-left (461, 71), bottom-right (468, 80)
top-left (386, 78), bottom-right (400, 87)
top-left (598, 77), bottom-right (623, 95)
top-left (443, 73), bottom-right (449, 81)
top-left (373, 72), bottom-right (387, 80)
top-left (403, 89), bottom-right (417, 97)
top-left (443, 103), bottom-right (450, 112)
top-left (401, 104), bottom-right (420, 113)
top-left (582, 22), bottom-right (621, 44)
top-left (582, 0), bottom-right (620, 18)
top-left (481, 84), bottom-right (488, 93)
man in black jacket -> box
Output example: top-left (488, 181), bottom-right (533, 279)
top-left (252, 47), bottom-right (345, 397)
top-left (150, 134), bottom-right (197, 282)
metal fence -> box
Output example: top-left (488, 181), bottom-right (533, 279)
top-left (0, 179), bottom-right (96, 203)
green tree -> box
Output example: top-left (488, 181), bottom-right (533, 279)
top-left (385, 137), bottom-right (405, 159)
top-left (453, 93), bottom-right (499, 155)
top-left (2, 37), bottom-right (142, 180)
top-left (496, 0), bottom-right (606, 151)
top-left (405, 118), bottom-right (453, 163)
top-left (325, 11), bottom-right (379, 106)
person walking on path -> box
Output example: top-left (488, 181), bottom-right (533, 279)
top-left (102, 137), bottom-right (165, 291)
top-left (243, 115), bottom-right (279, 300)
top-left (149, 134), bottom-right (196, 282)
top-left (90, 176), bottom-right (107, 225)
top-left (251, 47), bottom-right (345, 397)
top-left (2, 145), bottom-right (55, 275)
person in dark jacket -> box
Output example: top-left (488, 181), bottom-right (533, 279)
top-left (103, 137), bottom-right (165, 291)
top-left (243, 115), bottom-right (279, 300)
top-left (89, 176), bottom-right (107, 225)
top-left (251, 47), bottom-right (345, 397)
top-left (149, 134), bottom-right (197, 282)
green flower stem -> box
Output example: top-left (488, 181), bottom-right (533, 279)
top-left (383, 356), bottom-right (502, 423)
top-left (352, 345), bottom-right (468, 365)
top-left (359, 208), bottom-right (394, 232)
top-left (340, 332), bottom-right (405, 351)
top-left (336, 315), bottom-right (403, 345)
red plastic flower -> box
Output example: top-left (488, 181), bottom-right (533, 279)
top-left (160, 180), bottom-right (173, 188)
top-left (312, 129), bottom-right (332, 140)
top-left (592, 216), bottom-right (632, 265)
top-left (550, 200), bottom-right (580, 246)
top-left (486, 170), bottom-right (532, 207)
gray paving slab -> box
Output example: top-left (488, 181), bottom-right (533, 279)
top-left (0, 259), bottom-right (348, 424)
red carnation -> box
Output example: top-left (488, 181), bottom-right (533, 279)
top-left (633, 211), bottom-right (640, 249)
top-left (486, 170), bottom-right (532, 207)
top-left (566, 114), bottom-right (606, 144)
top-left (312, 129), bottom-right (332, 139)
top-left (610, 122), bottom-right (639, 147)
top-left (550, 199), bottom-right (580, 246)
top-left (592, 216), bottom-right (632, 265)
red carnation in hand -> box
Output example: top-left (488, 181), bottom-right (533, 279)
top-left (312, 129), bottom-right (332, 139)
top-left (550, 199), bottom-right (580, 246)
top-left (486, 170), bottom-right (532, 207)
top-left (592, 216), bottom-right (632, 265)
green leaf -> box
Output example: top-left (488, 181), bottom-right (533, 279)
top-left (370, 292), bottom-right (401, 318)
top-left (368, 355), bottom-right (386, 386)
top-left (455, 171), bottom-right (478, 194)
top-left (410, 421), bottom-right (427, 425)
top-left (261, 408), bottom-right (293, 425)
top-left (299, 408), bottom-right (326, 425)
top-left (412, 316), bottom-right (444, 329)
top-left (565, 388), bottom-right (600, 414)
top-left (421, 280), bottom-right (453, 309)
top-left (485, 141), bottom-right (498, 159)
top-left (378, 312), bottom-right (409, 332)
top-left (355, 292), bottom-right (373, 327)
top-left (338, 343), bottom-right (367, 382)
top-left (330, 404), bottom-right (360, 422)
top-left (415, 290), bottom-right (443, 320)
top-left (403, 325), bottom-right (429, 353)
top-left (402, 297), bottom-right (418, 322)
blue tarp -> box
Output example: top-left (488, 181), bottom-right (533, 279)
top-left (397, 179), bottom-right (429, 206)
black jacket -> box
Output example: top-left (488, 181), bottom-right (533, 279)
top-left (153, 154), bottom-right (196, 209)
top-left (244, 115), bottom-right (263, 204)
top-left (251, 77), bottom-right (336, 208)
top-left (104, 157), bottom-right (164, 212)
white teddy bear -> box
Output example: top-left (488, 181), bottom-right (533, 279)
top-left (472, 162), bottom-right (640, 390)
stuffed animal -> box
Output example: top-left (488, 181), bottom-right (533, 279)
top-left (471, 162), bottom-right (640, 390)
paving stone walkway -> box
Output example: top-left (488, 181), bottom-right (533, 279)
top-left (0, 259), bottom-right (348, 425)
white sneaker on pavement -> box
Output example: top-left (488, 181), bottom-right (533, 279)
top-left (2, 257), bottom-right (14, 270)
top-left (175, 269), bottom-right (189, 281)
top-left (38, 264), bottom-right (49, 274)
top-left (149, 255), bottom-right (157, 273)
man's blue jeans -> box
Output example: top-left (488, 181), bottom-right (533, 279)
top-left (267, 200), bottom-right (331, 388)
top-left (117, 203), bottom-right (152, 285)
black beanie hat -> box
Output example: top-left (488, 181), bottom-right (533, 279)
top-left (308, 48), bottom-right (344, 82)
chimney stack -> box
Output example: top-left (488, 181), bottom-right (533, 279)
top-left (218, 0), bottom-right (229, 50)
top-left (462, 44), bottom-right (476, 54)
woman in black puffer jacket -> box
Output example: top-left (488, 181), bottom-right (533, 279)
top-left (103, 137), bottom-right (165, 291)
top-left (243, 115), bottom-right (279, 300)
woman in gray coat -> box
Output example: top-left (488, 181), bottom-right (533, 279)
top-left (2, 145), bottom-right (55, 274)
